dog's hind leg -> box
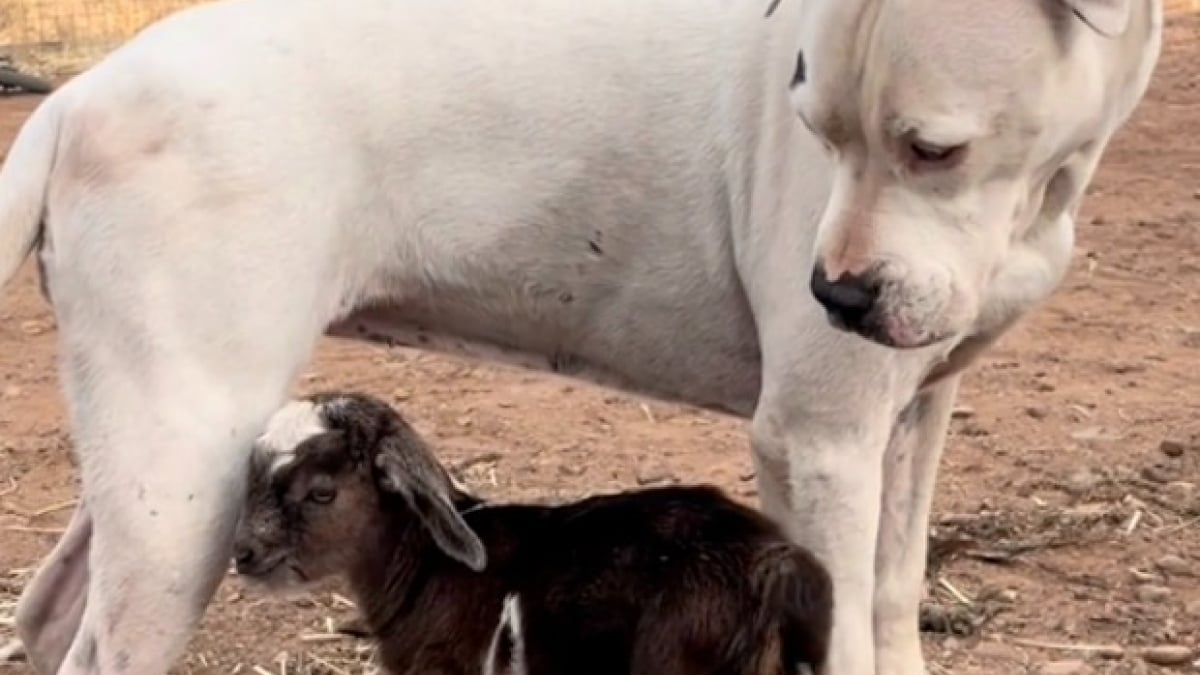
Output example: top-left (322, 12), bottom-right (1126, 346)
top-left (15, 504), bottom-right (93, 674)
top-left (21, 206), bottom-right (335, 674)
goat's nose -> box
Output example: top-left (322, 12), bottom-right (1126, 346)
top-left (233, 542), bottom-right (257, 570)
top-left (810, 263), bottom-right (880, 330)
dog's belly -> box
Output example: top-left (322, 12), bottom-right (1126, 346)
top-left (327, 291), bottom-right (762, 417)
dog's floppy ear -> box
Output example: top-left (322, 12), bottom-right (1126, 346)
top-left (1061, 0), bottom-right (1132, 37)
top-left (373, 426), bottom-right (487, 572)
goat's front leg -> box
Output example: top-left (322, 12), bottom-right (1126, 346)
top-left (752, 355), bottom-right (900, 675)
top-left (15, 504), bottom-right (93, 674)
top-left (871, 375), bottom-right (959, 675)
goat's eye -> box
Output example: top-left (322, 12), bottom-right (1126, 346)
top-left (308, 486), bottom-right (337, 504)
top-left (908, 139), bottom-right (966, 167)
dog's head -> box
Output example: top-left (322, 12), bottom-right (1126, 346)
top-left (772, 0), bottom-right (1160, 348)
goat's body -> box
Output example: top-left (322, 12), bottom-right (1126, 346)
top-left (356, 486), bottom-right (830, 675)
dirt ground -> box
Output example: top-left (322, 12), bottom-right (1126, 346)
top-left (1, 11), bottom-right (1199, 675)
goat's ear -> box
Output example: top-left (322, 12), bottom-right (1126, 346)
top-left (1060, 0), bottom-right (1131, 36)
top-left (374, 433), bottom-right (487, 572)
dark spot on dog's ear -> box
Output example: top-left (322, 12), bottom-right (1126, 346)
top-left (765, 0), bottom-right (783, 17)
top-left (791, 50), bottom-right (807, 88)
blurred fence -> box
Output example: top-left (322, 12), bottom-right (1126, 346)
top-left (0, 0), bottom-right (211, 74)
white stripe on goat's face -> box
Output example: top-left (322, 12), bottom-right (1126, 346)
top-left (254, 400), bottom-right (328, 473)
top-left (483, 593), bottom-right (526, 675)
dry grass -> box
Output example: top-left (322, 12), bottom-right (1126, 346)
top-left (0, 564), bottom-right (383, 674)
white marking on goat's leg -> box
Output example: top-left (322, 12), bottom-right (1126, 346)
top-left (872, 376), bottom-right (959, 675)
top-left (751, 402), bottom-right (890, 675)
top-left (482, 594), bottom-right (526, 675)
top-left (15, 504), bottom-right (93, 674)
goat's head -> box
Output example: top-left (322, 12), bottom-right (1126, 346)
top-left (233, 392), bottom-right (487, 592)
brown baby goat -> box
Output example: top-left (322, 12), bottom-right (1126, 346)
top-left (232, 392), bottom-right (833, 675)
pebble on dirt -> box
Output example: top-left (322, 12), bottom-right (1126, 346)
top-left (1134, 585), bottom-right (1172, 603)
top-left (1158, 439), bottom-right (1187, 457)
top-left (1140, 645), bottom-right (1193, 666)
top-left (1154, 554), bottom-right (1193, 577)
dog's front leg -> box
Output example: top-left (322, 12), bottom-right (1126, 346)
top-left (873, 375), bottom-right (960, 675)
top-left (752, 354), bottom-right (901, 675)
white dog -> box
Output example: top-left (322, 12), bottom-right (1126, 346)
top-left (0, 0), bottom-right (1161, 673)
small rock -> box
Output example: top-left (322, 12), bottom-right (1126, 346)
top-left (1025, 406), bottom-right (1049, 420)
top-left (636, 466), bottom-right (676, 486)
top-left (1159, 439), bottom-right (1187, 458)
top-left (558, 464), bottom-right (586, 477)
top-left (1135, 585), bottom-right (1172, 602)
top-left (951, 406), bottom-right (975, 420)
top-left (1130, 567), bottom-right (1160, 584)
top-left (1141, 645), bottom-right (1193, 666)
top-left (1064, 469), bottom-right (1101, 496)
top-left (1070, 427), bottom-right (1107, 442)
top-left (738, 470), bottom-right (756, 482)
top-left (455, 415), bottom-right (473, 428)
top-left (19, 319), bottom-right (49, 335)
top-left (1155, 554), bottom-right (1192, 577)
top-left (996, 588), bottom-right (1019, 603)
top-left (1040, 659), bottom-right (1089, 675)
top-left (392, 389), bottom-right (411, 402)
top-left (736, 486), bottom-right (758, 498)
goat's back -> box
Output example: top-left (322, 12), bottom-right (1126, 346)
top-left (467, 485), bottom-right (832, 675)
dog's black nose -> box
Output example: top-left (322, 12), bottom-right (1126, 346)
top-left (810, 263), bottom-right (880, 330)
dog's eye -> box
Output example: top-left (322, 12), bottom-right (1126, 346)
top-left (308, 486), bottom-right (337, 504)
top-left (908, 139), bottom-right (966, 166)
